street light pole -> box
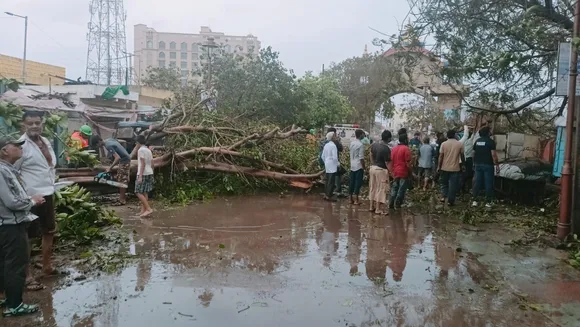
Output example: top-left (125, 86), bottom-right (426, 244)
top-left (5, 12), bottom-right (28, 84)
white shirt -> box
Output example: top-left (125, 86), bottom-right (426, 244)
top-left (14, 134), bottom-right (56, 196)
top-left (321, 141), bottom-right (338, 173)
top-left (459, 125), bottom-right (478, 159)
top-left (349, 139), bottom-right (365, 171)
top-left (137, 146), bottom-right (154, 176)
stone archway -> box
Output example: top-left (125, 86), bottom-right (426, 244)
top-left (382, 44), bottom-right (468, 118)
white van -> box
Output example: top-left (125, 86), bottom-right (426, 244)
top-left (324, 124), bottom-right (370, 147)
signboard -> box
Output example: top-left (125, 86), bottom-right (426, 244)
top-left (555, 42), bottom-right (580, 96)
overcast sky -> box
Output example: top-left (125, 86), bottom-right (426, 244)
top-left (1, 0), bottom-right (411, 80)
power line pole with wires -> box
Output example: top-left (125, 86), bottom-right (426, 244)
top-left (85, 0), bottom-right (128, 86)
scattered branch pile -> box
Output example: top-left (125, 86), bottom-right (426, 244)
top-left (58, 99), bottom-right (323, 189)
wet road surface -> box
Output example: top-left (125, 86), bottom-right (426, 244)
top-left (6, 194), bottom-right (580, 326)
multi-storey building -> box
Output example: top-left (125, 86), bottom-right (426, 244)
top-left (0, 54), bottom-right (66, 86)
top-left (133, 24), bottom-right (260, 85)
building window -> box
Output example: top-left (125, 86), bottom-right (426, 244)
top-left (146, 41), bottom-right (153, 49)
top-left (159, 52), bottom-right (165, 59)
top-left (192, 44), bottom-right (199, 52)
top-left (191, 53), bottom-right (199, 60)
top-left (169, 61), bottom-right (176, 68)
top-left (170, 52), bottom-right (176, 59)
top-left (170, 42), bottom-right (176, 50)
top-left (181, 61), bottom-right (187, 69)
top-left (158, 60), bottom-right (165, 68)
top-left (181, 42), bottom-right (187, 51)
top-left (181, 70), bottom-right (189, 78)
top-left (181, 52), bottom-right (187, 60)
top-left (159, 41), bottom-right (165, 49)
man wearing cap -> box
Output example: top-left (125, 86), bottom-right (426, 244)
top-left (70, 125), bottom-right (92, 150)
top-left (14, 111), bottom-right (58, 281)
top-left (0, 136), bottom-right (45, 317)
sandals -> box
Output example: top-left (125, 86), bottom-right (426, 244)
top-left (2, 303), bottom-right (39, 317)
top-left (25, 280), bottom-right (45, 291)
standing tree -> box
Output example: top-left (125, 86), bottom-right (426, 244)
top-left (407, 0), bottom-right (570, 123)
top-left (141, 67), bottom-right (181, 90)
top-left (294, 73), bottom-right (352, 128)
top-left (402, 97), bottom-right (454, 134)
top-left (208, 46), bottom-right (300, 125)
top-left (324, 53), bottom-right (398, 129)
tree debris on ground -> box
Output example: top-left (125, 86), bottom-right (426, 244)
top-left (60, 98), bottom-right (324, 195)
top-left (55, 184), bottom-right (121, 246)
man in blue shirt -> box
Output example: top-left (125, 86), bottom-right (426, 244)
top-left (91, 135), bottom-right (131, 205)
top-left (472, 127), bottom-right (499, 208)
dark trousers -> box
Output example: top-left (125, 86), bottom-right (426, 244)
top-left (440, 171), bottom-right (461, 204)
top-left (325, 172), bottom-right (338, 197)
top-left (473, 164), bottom-right (495, 201)
top-left (0, 224), bottom-right (29, 308)
top-left (349, 169), bottom-right (364, 195)
top-left (335, 167), bottom-right (343, 194)
top-left (390, 178), bottom-right (409, 207)
top-left (462, 157), bottom-right (474, 192)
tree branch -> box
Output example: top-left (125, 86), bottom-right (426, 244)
top-left (451, 84), bottom-right (555, 114)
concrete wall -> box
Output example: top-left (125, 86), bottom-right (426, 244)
top-left (0, 53), bottom-right (66, 85)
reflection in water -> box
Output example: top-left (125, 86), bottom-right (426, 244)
top-left (388, 213), bottom-right (410, 282)
top-left (319, 204), bottom-right (341, 267)
top-left (366, 215), bottom-right (387, 281)
top-left (198, 289), bottom-right (214, 307)
top-left (12, 195), bottom-right (559, 327)
top-left (346, 208), bottom-right (361, 275)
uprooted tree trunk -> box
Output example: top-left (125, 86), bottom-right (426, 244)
top-left (58, 99), bottom-right (323, 188)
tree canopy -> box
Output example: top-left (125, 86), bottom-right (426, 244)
top-left (142, 67), bottom-right (181, 90)
top-left (142, 47), bottom-right (352, 128)
top-left (323, 53), bottom-right (397, 126)
top-left (409, 0), bottom-right (571, 118)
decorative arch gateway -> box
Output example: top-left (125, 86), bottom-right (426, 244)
top-left (382, 27), bottom-right (469, 120)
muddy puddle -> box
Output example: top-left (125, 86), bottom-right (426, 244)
top-left (5, 194), bottom-right (570, 327)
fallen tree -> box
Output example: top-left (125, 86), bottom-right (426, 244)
top-left (57, 99), bottom-right (323, 189)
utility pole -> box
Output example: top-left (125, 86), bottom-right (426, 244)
top-left (86, 0), bottom-right (128, 85)
top-left (558, 0), bottom-right (580, 240)
top-left (5, 12), bottom-right (28, 84)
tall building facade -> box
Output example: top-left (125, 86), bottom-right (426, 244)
top-left (0, 54), bottom-right (66, 86)
top-left (133, 24), bottom-right (261, 85)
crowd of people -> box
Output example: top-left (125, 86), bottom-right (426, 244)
top-left (0, 111), bottom-right (156, 318)
top-left (319, 124), bottom-right (500, 211)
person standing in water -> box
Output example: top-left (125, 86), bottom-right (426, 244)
top-left (134, 135), bottom-right (154, 216)
top-left (348, 129), bottom-right (366, 205)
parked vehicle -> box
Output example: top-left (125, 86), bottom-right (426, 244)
top-left (113, 121), bottom-right (163, 153)
top-left (324, 124), bottom-right (370, 147)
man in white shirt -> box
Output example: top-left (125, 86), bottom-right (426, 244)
top-left (321, 132), bottom-right (339, 201)
top-left (14, 111), bottom-right (58, 283)
top-left (348, 129), bottom-right (366, 205)
top-left (134, 135), bottom-right (154, 217)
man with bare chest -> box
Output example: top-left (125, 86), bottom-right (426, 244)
top-left (14, 111), bottom-right (58, 290)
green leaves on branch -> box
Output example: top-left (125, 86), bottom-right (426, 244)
top-left (55, 184), bottom-right (121, 246)
top-left (413, 0), bottom-right (569, 116)
top-left (295, 74), bottom-right (352, 128)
